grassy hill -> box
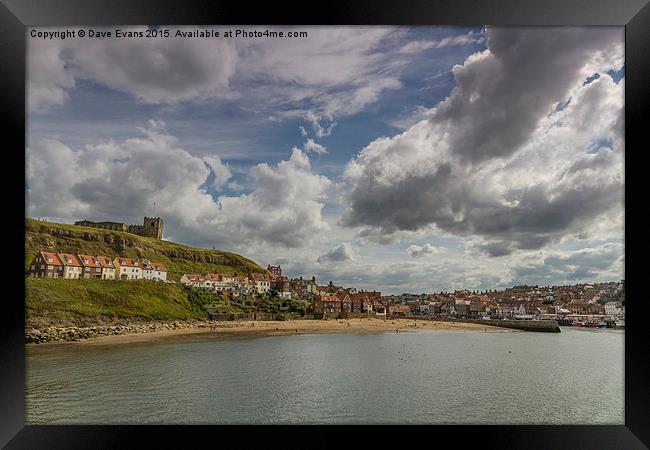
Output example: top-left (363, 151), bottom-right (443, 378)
top-left (25, 218), bottom-right (268, 281)
top-left (26, 278), bottom-right (210, 327)
top-left (25, 278), bottom-right (307, 329)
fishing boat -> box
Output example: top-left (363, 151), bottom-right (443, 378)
top-left (614, 318), bottom-right (625, 329)
top-left (597, 322), bottom-right (607, 329)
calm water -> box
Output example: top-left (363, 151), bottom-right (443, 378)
top-left (26, 327), bottom-right (624, 424)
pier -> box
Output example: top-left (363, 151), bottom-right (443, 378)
top-left (452, 318), bottom-right (561, 333)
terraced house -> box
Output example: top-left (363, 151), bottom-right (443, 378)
top-left (113, 257), bottom-right (142, 280)
top-left (57, 253), bottom-right (83, 279)
top-left (179, 274), bottom-right (205, 287)
top-left (141, 260), bottom-right (167, 281)
top-left (29, 251), bottom-right (64, 278)
top-left (96, 256), bottom-right (116, 280)
top-left (78, 254), bottom-right (103, 279)
top-left (28, 250), bottom-right (166, 281)
top-left (250, 273), bottom-right (271, 294)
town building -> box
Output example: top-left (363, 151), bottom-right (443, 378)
top-left (96, 256), bottom-right (116, 280)
top-left (57, 253), bottom-right (83, 279)
top-left (141, 260), bottom-right (167, 281)
top-left (604, 301), bottom-right (623, 316)
top-left (77, 254), bottom-right (103, 279)
top-left (28, 251), bottom-right (64, 278)
top-left (250, 273), bottom-right (271, 294)
top-left (267, 264), bottom-right (282, 276)
top-left (113, 257), bottom-right (142, 280)
top-left (180, 274), bottom-right (205, 287)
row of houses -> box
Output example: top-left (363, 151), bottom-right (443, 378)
top-left (179, 264), bottom-right (321, 300)
top-left (28, 251), bottom-right (167, 281)
top-left (312, 291), bottom-right (384, 319)
top-left (384, 297), bottom-right (626, 321)
top-left (180, 271), bottom-right (296, 298)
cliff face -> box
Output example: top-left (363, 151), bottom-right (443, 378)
top-left (25, 218), bottom-right (267, 280)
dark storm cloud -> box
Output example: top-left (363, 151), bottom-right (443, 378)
top-left (435, 27), bottom-right (623, 163)
top-left (342, 27), bottom-right (624, 256)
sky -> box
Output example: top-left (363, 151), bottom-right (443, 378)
top-left (26, 26), bottom-right (625, 294)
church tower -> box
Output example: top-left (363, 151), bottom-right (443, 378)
top-left (142, 217), bottom-right (164, 239)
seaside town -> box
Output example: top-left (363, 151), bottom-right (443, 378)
top-left (27, 249), bottom-right (625, 329)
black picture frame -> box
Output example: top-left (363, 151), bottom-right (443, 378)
top-left (1, 0), bottom-right (648, 448)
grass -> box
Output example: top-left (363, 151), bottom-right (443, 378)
top-left (25, 218), bottom-right (267, 281)
top-left (26, 278), bottom-right (209, 324)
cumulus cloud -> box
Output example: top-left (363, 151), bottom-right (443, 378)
top-left (300, 138), bottom-right (327, 155)
top-left (27, 121), bottom-right (332, 251)
top-left (27, 39), bottom-right (76, 112)
top-left (342, 27), bottom-right (624, 256)
top-left (317, 243), bottom-right (355, 264)
top-left (406, 243), bottom-right (444, 257)
top-left (203, 155), bottom-right (232, 191)
top-left (512, 243), bottom-right (624, 285)
top-left (27, 26), bottom-right (406, 127)
top-left (29, 27), bottom-right (238, 110)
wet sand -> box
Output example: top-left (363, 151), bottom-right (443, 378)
top-left (26, 318), bottom-right (516, 350)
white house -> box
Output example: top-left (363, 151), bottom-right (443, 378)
top-left (250, 273), bottom-right (271, 294)
top-left (96, 256), bottom-right (116, 280)
top-left (180, 274), bottom-right (205, 287)
top-left (113, 257), bottom-right (142, 280)
top-left (604, 301), bottom-right (623, 316)
top-left (142, 260), bottom-right (167, 281)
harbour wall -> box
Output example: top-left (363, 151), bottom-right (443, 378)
top-left (453, 318), bottom-right (561, 333)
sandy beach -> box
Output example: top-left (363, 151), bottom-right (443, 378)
top-left (26, 318), bottom-right (516, 350)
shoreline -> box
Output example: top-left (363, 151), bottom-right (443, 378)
top-left (26, 318), bottom-right (516, 350)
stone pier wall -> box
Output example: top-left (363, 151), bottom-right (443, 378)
top-left (455, 318), bottom-right (561, 332)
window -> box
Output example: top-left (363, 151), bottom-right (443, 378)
top-left (47, 265), bottom-right (53, 270)
top-left (85, 267), bottom-right (90, 272)
top-left (30, 265), bottom-right (35, 270)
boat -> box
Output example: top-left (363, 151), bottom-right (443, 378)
top-left (614, 319), bottom-right (625, 329)
top-left (597, 322), bottom-right (607, 329)
top-left (585, 321), bottom-right (600, 328)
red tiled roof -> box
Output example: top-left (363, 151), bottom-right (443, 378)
top-left (96, 256), bottom-right (114, 268)
top-left (251, 273), bottom-right (271, 281)
top-left (151, 262), bottom-right (166, 272)
top-left (183, 274), bottom-right (205, 282)
top-left (40, 251), bottom-right (63, 266)
top-left (57, 253), bottom-right (82, 267)
top-left (143, 260), bottom-right (167, 272)
top-left (116, 258), bottom-right (140, 268)
top-left (78, 254), bottom-right (101, 268)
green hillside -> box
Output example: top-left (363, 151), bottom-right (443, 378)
top-left (25, 218), bottom-right (268, 281)
top-left (26, 278), bottom-right (209, 326)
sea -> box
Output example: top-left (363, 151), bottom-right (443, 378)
top-left (26, 326), bottom-right (624, 424)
